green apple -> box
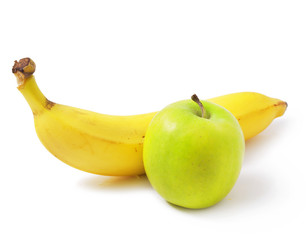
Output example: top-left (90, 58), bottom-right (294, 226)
top-left (143, 95), bottom-right (245, 209)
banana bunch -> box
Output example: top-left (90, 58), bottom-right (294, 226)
top-left (13, 58), bottom-right (287, 176)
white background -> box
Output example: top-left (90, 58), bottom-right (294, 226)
top-left (0, 1), bottom-right (305, 239)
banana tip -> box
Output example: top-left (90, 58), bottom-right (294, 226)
top-left (278, 100), bottom-right (288, 117)
top-left (12, 58), bottom-right (36, 76)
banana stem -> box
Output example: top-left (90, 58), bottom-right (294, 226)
top-left (13, 58), bottom-right (48, 115)
top-left (12, 58), bottom-right (36, 86)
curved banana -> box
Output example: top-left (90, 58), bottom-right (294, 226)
top-left (13, 58), bottom-right (287, 176)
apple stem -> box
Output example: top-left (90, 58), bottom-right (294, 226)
top-left (191, 94), bottom-right (208, 118)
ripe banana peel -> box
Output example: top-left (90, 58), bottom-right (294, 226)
top-left (13, 58), bottom-right (287, 176)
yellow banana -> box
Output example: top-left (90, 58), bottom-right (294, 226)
top-left (13, 58), bottom-right (287, 176)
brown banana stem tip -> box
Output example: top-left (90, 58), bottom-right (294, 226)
top-left (12, 58), bottom-right (36, 77)
top-left (12, 58), bottom-right (36, 88)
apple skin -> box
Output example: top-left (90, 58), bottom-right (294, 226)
top-left (143, 100), bottom-right (245, 209)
